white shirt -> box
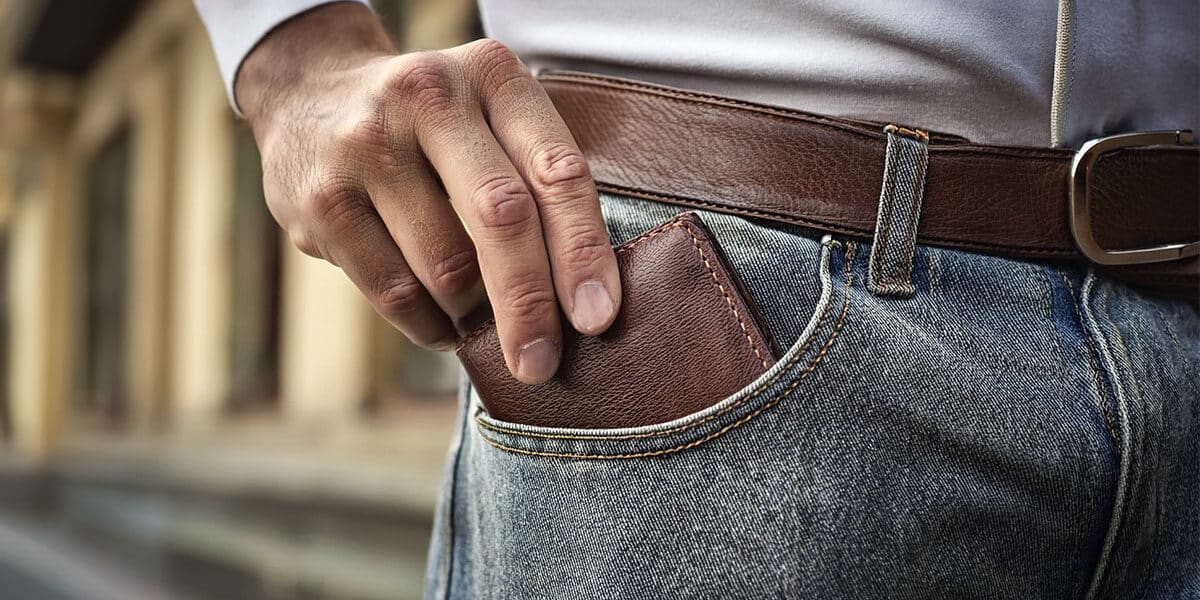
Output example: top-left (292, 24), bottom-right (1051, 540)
top-left (195, 0), bottom-right (1199, 147)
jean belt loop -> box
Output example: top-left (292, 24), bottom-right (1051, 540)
top-left (867, 124), bottom-right (931, 297)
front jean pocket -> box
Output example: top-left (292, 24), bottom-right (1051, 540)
top-left (459, 212), bottom-right (783, 430)
top-left (471, 228), bottom-right (857, 460)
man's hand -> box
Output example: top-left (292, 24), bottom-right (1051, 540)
top-left (237, 3), bottom-right (621, 384)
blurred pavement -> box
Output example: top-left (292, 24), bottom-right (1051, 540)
top-left (0, 515), bottom-right (190, 600)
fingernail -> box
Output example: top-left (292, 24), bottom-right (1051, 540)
top-left (572, 280), bottom-right (615, 334)
top-left (517, 337), bottom-right (559, 383)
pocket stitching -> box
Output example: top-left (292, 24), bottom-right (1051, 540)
top-left (474, 242), bottom-right (856, 458)
top-left (475, 240), bottom-right (854, 442)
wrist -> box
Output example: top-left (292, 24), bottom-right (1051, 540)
top-left (235, 2), bottom-right (396, 128)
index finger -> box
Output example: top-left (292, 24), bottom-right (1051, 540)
top-left (469, 42), bottom-right (622, 337)
top-left (408, 74), bottom-right (563, 384)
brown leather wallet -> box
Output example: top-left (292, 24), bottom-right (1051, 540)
top-left (457, 212), bottom-right (781, 430)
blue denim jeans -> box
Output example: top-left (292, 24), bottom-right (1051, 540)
top-left (424, 188), bottom-right (1199, 599)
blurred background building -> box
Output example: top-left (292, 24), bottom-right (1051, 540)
top-left (0, 1), bottom-right (477, 598)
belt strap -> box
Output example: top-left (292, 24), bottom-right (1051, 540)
top-left (541, 71), bottom-right (1199, 300)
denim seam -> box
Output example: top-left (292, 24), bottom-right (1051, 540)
top-left (432, 377), bottom-right (471, 600)
top-left (1133, 309), bottom-right (1178, 600)
top-left (1058, 271), bottom-right (1119, 448)
top-left (1141, 300), bottom-right (1187, 596)
top-left (868, 204), bottom-right (917, 293)
top-left (1134, 476), bottom-right (1164, 600)
top-left (472, 243), bottom-right (856, 459)
top-left (1148, 304), bottom-right (1186, 357)
top-left (592, 181), bottom-right (1079, 258)
top-left (892, 134), bottom-right (925, 285)
top-left (1053, 269), bottom-right (1105, 600)
top-left (927, 248), bottom-right (940, 297)
top-left (1080, 274), bottom-right (1135, 600)
top-left (871, 176), bottom-right (898, 280)
top-left (473, 298), bottom-right (825, 441)
top-left (1095, 285), bottom-right (1161, 600)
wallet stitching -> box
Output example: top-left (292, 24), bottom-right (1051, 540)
top-left (458, 213), bottom-right (770, 373)
top-left (473, 242), bottom-right (856, 455)
top-left (611, 215), bottom-right (696, 256)
top-left (614, 217), bottom-right (770, 369)
top-left (681, 222), bottom-right (773, 370)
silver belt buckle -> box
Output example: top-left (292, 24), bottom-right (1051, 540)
top-left (1069, 129), bottom-right (1199, 265)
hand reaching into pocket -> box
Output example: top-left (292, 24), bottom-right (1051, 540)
top-left (237, 3), bottom-right (621, 384)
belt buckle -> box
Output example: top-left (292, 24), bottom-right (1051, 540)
top-left (1069, 129), bottom-right (1199, 265)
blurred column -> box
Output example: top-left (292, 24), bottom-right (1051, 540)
top-left (126, 53), bottom-right (175, 431)
top-left (279, 248), bottom-right (373, 426)
top-left (2, 75), bottom-right (78, 460)
top-left (167, 26), bottom-right (232, 432)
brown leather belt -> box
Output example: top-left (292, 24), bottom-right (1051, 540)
top-left (541, 71), bottom-right (1200, 301)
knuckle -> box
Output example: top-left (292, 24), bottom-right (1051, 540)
top-left (334, 115), bottom-right (419, 170)
top-left (427, 247), bottom-right (480, 297)
top-left (470, 38), bottom-right (523, 74)
top-left (468, 39), bottom-right (530, 92)
top-left (502, 277), bottom-right (558, 323)
top-left (334, 115), bottom-right (391, 158)
top-left (388, 52), bottom-right (457, 114)
top-left (288, 229), bottom-right (323, 259)
top-left (374, 276), bottom-right (428, 318)
top-left (530, 144), bottom-right (592, 196)
top-left (558, 231), bottom-right (612, 272)
top-left (305, 172), bottom-right (367, 230)
top-left (471, 177), bottom-right (538, 234)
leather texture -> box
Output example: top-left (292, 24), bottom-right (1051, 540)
top-left (457, 212), bottom-right (780, 429)
top-left (540, 71), bottom-right (1199, 300)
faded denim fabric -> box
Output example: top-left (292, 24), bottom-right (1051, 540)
top-left (424, 189), bottom-right (1200, 599)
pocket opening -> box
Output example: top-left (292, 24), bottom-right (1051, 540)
top-left (472, 238), bottom-right (857, 459)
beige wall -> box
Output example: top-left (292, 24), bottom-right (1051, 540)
top-left (0, 0), bottom-right (467, 458)
top-left (0, 2), bottom-right (475, 597)
top-left (2, 75), bottom-right (77, 460)
top-left (5, 124), bottom-right (71, 459)
top-left (168, 21), bottom-right (235, 433)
